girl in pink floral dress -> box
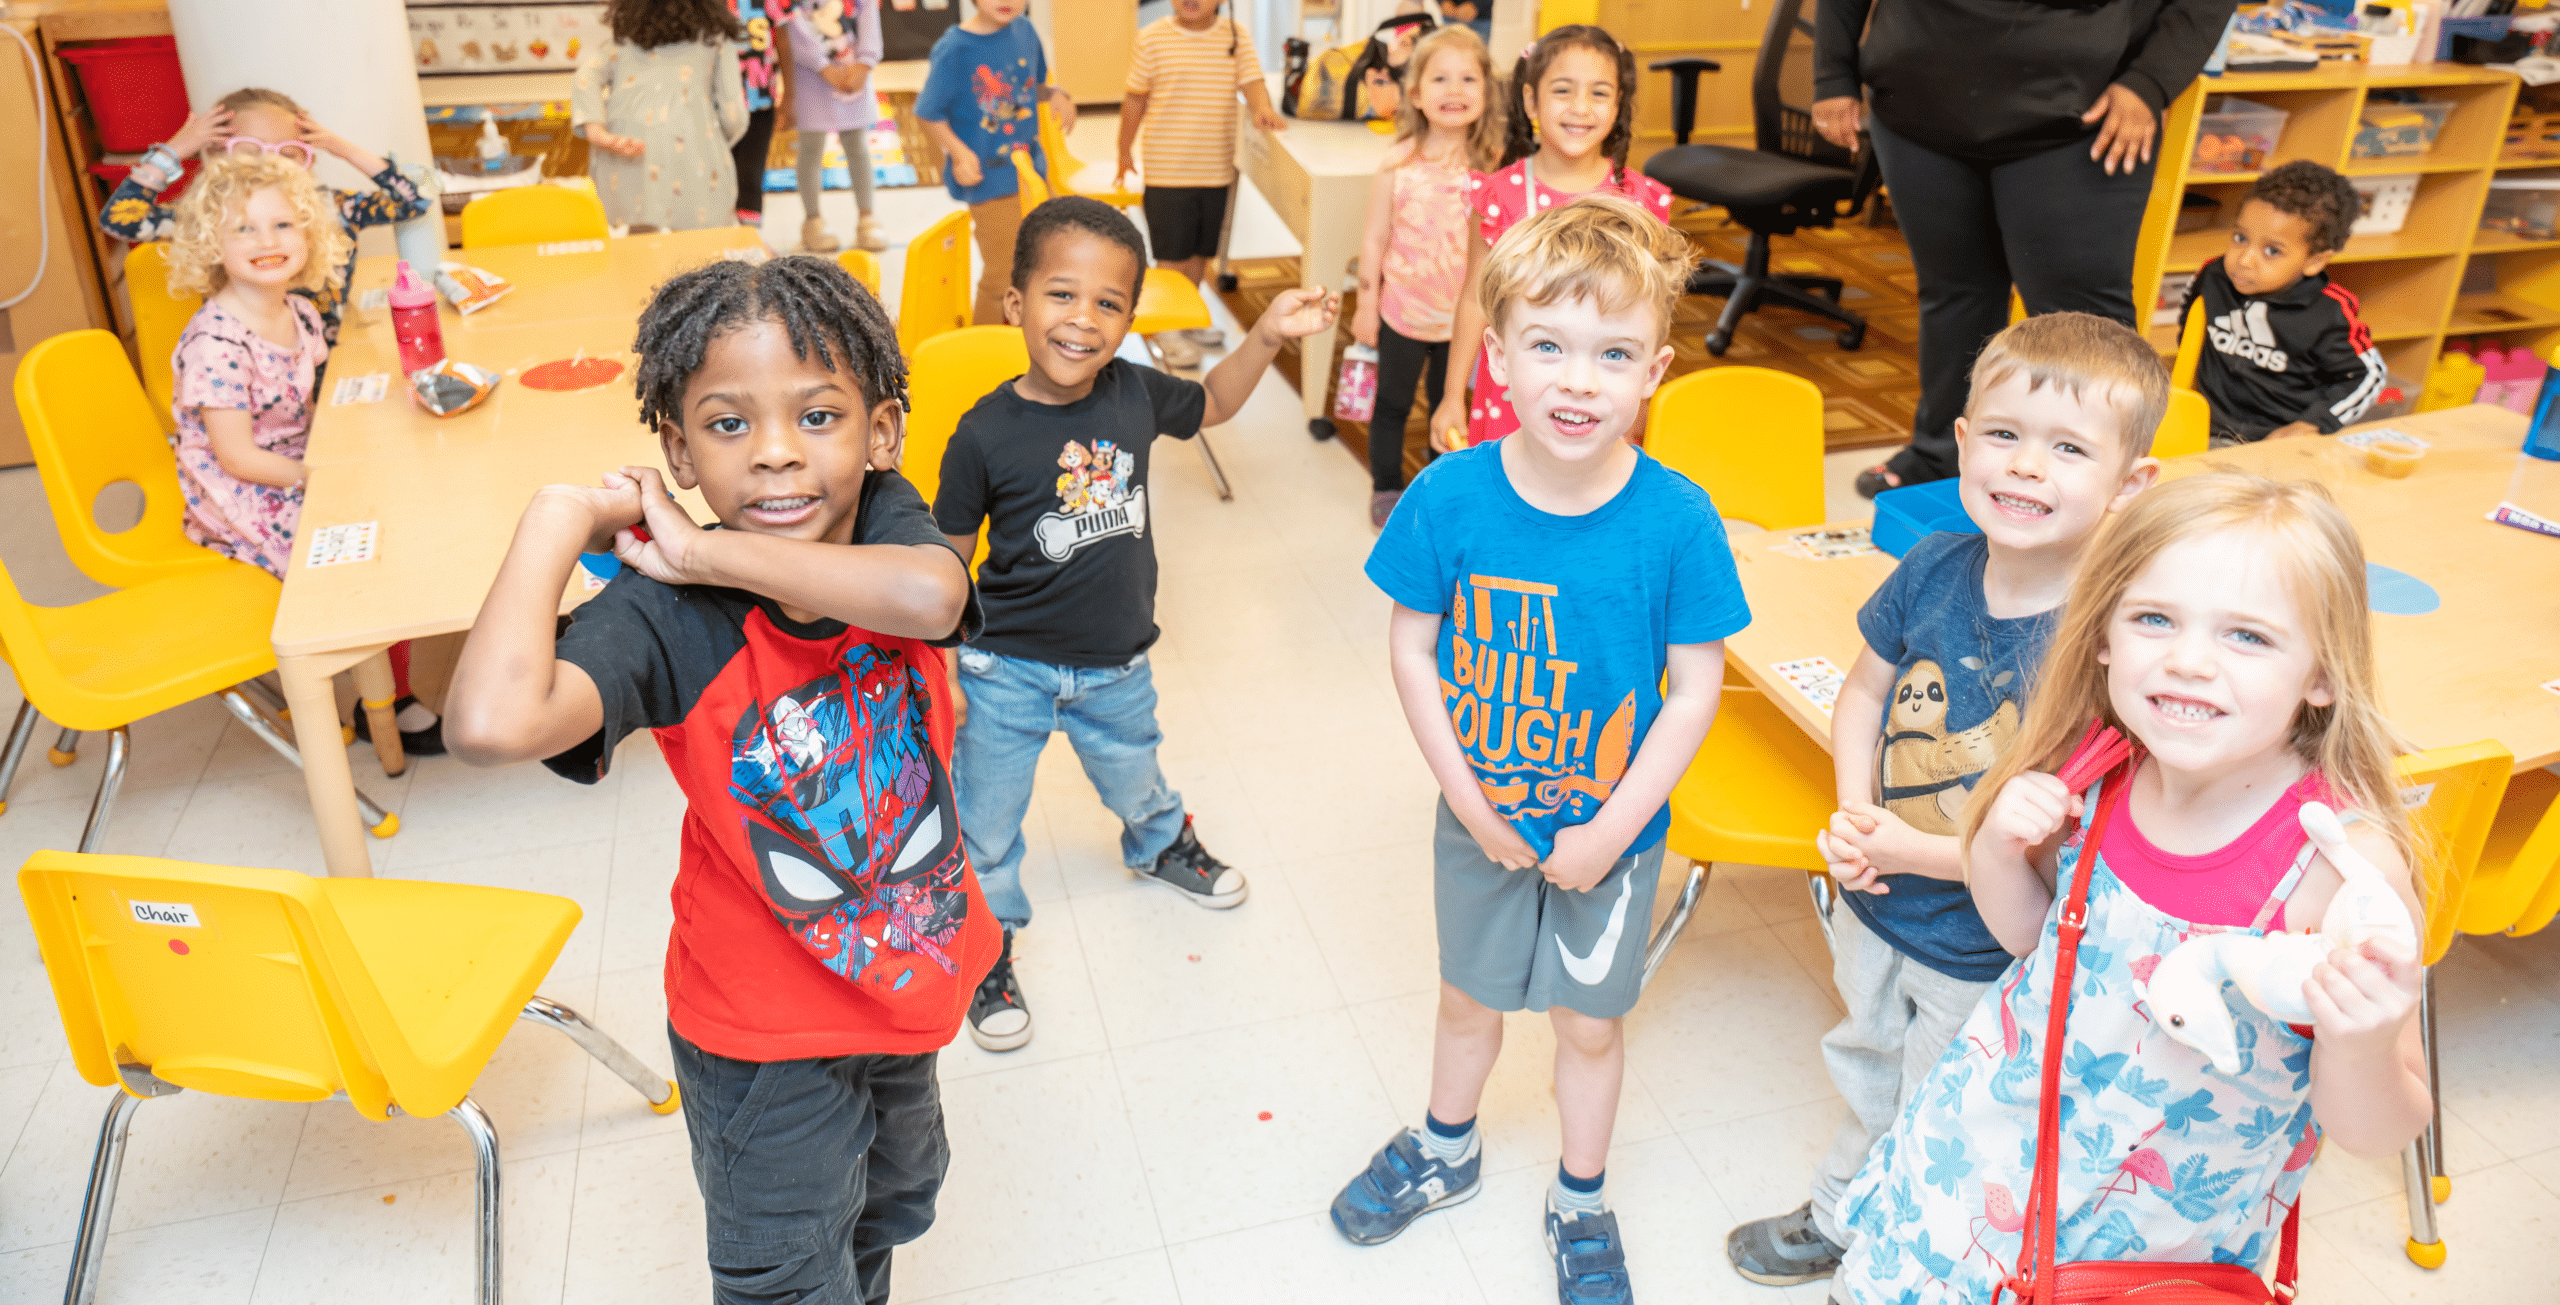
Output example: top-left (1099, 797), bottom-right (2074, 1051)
top-left (1430, 26), bottom-right (1673, 450)
top-left (163, 151), bottom-right (348, 579)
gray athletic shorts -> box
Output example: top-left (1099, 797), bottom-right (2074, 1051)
top-left (1433, 798), bottom-right (1664, 1020)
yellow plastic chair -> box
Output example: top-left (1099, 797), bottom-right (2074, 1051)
top-left (905, 325), bottom-right (1027, 570)
top-left (15, 331), bottom-right (235, 590)
top-left (121, 242), bottom-right (199, 436)
top-left (20, 849), bottom-right (679, 1304)
top-left (2453, 765), bottom-right (2560, 939)
top-left (1647, 682), bottom-right (1837, 986)
top-left (2155, 387), bottom-right (2211, 461)
top-left (1646, 367), bottom-right (1826, 531)
top-left (2171, 296), bottom-right (2207, 390)
top-left (2379, 740), bottom-right (2516, 1268)
top-left (459, 184), bottom-right (611, 250)
top-left (0, 506), bottom-right (396, 849)
top-left (836, 247), bottom-right (883, 299)
top-left (1129, 268), bottom-right (1237, 501)
top-left (898, 208), bottom-right (974, 356)
top-left (1037, 103), bottom-right (1142, 209)
top-left (1009, 144), bottom-right (1052, 207)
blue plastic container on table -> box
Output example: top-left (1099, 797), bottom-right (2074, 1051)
top-left (1870, 478), bottom-right (1977, 558)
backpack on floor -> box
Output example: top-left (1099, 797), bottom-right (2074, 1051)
top-left (1284, 12), bottom-right (1434, 122)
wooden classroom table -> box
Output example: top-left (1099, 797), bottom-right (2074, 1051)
top-left (276, 227), bottom-right (759, 876)
top-left (1725, 404), bottom-right (2560, 775)
top-left (1232, 77), bottom-right (1395, 429)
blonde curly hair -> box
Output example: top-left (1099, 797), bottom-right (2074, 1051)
top-left (163, 151), bottom-right (347, 298)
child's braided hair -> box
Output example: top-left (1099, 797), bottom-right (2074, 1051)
top-left (1502, 24), bottom-right (1639, 185)
top-left (631, 254), bottom-right (907, 434)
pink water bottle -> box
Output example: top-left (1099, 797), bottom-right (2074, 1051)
top-left (389, 260), bottom-right (445, 375)
top-left (2471, 343), bottom-right (2506, 406)
top-left (2496, 345), bottom-right (2545, 413)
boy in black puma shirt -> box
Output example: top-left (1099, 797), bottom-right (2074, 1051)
top-left (932, 196), bottom-right (1337, 1052)
top-left (2181, 160), bottom-right (2389, 444)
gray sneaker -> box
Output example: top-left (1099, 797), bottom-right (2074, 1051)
top-left (1727, 1201), bottom-right (1845, 1285)
top-left (1330, 1127), bottom-right (1482, 1244)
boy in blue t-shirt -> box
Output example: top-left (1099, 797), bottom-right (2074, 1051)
top-left (1339, 196), bottom-right (1749, 1305)
top-left (914, 0), bottom-right (1076, 325)
top-left (1724, 313), bottom-right (2166, 1290)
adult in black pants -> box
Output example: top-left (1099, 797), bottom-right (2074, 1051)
top-left (1819, 0), bottom-right (2238, 495)
top-left (1369, 324), bottom-right (1450, 512)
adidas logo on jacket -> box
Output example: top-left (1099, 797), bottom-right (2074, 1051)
top-left (2182, 257), bottom-right (2389, 440)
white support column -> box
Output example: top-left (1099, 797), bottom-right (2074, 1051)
top-left (166, 0), bottom-right (440, 262)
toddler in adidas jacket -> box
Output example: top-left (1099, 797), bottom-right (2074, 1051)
top-left (2180, 160), bottom-right (2388, 444)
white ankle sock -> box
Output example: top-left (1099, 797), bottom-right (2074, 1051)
top-left (1417, 1116), bottom-right (1476, 1164)
top-left (395, 701), bottom-right (439, 732)
top-left (1549, 1169), bottom-right (1606, 1218)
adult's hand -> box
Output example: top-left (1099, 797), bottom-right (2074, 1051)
top-left (2082, 83), bottom-right (2156, 176)
top-left (1811, 96), bottom-right (1862, 152)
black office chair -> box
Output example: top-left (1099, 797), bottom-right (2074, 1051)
top-left (1644, 0), bottom-right (1877, 355)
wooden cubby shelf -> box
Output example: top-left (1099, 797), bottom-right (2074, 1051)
top-left (2134, 62), bottom-right (2560, 383)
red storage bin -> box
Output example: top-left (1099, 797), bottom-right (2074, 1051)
top-left (60, 37), bottom-right (190, 153)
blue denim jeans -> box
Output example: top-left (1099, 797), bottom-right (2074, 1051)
top-left (954, 647), bottom-right (1187, 928)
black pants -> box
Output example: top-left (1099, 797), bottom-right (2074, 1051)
top-left (733, 106), bottom-right (778, 220)
top-left (1867, 114), bottom-right (2155, 483)
top-left (672, 1028), bottom-right (948, 1305)
top-left (1369, 319), bottom-right (1450, 492)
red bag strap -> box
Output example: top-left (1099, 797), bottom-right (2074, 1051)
top-left (2004, 767), bottom-right (2305, 1305)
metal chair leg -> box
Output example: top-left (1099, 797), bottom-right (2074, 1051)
top-left (0, 699), bottom-right (41, 813)
top-left (520, 996), bottom-right (680, 1114)
top-left (49, 726), bottom-right (79, 767)
top-left (445, 1099), bottom-right (502, 1305)
top-left (2421, 965), bottom-right (2446, 1201)
top-left (62, 1091), bottom-right (148, 1305)
top-left (1807, 870), bottom-right (1840, 956)
top-left (74, 729), bottom-right (130, 855)
top-left (2403, 1132), bottom-right (2445, 1267)
top-left (1195, 432), bottom-right (1235, 502)
top-left (1640, 860), bottom-right (1709, 990)
top-left (218, 689), bottom-right (399, 838)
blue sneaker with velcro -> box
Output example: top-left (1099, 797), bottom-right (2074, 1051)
top-left (1329, 1127), bottom-right (1482, 1245)
top-left (1547, 1206), bottom-right (1635, 1304)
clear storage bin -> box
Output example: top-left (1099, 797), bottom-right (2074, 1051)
top-left (2362, 376), bottom-right (2419, 422)
top-left (2484, 175), bottom-right (2560, 241)
top-left (2194, 97), bottom-right (2288, 174)
top-left (2349, 173), bottom-right (2418, 236)
top-left (2352, 98), bottom-right (2456, 160)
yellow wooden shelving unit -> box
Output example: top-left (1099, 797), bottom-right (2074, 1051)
top-left (2132, 62), bottom-right (2560, 393)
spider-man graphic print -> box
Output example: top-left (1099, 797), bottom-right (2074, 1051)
top-left (729, 644), bottom-right (970, 992)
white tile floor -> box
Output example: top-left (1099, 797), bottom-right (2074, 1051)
top-left (4, 114), bottom-right (2558, 1304)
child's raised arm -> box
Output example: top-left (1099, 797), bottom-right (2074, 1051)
top-left (444, 482), bottom-right (637, 766)
top-left (1387, 602), bottom-right (1536, 870)
top-left (610, 466), bottom-right (969, 639)
top-left (1542, 641), bottom-right (1726, 892)
top-left (1965, 770), bottom-right (2079, 955)
top-left (2304, 824), bottom-right (2432, 1155)
top-left (1199, 287), bottom-right (1339, 428)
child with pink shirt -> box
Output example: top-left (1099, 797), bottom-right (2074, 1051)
top-left (1354, 25), bottom-right (1504, 529)
top-left (1430, 25), bottom-right (1673, 451)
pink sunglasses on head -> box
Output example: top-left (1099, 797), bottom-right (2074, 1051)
top-left (215, 136), bottom-right (316, 167)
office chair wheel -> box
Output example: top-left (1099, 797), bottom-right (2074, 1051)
top-left (1837, 322), bottom-right (1866, 351)
top-left (1704, 329), bottom-right (1732, 357)
top-left (1309, 417), bottom-right (1335, 441)
top-left (1217, 273), bottom-right (1239, 293)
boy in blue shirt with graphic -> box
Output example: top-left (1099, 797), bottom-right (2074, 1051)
top-left (1723, 312), bottom-right (2165, 1291)
top-left (1340, 195), bottom-right (1749, 1305)
top-left (914, 0), bottom-right (1077, 325)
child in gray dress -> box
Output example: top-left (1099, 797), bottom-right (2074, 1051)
top-left (573, 0), bottom-right (750, 232)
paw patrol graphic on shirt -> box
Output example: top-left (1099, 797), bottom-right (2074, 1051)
top-left (1034, 438), bottom-right (1146, 561)
top-left (729, 643), bottom-right (970, 993)
top-left (1876, 657), bottom-right (2019, 834)
top-left (1439, 571), bottom-right (1638, 826)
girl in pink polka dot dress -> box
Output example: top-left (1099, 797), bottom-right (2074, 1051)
top-left (1432, 25), bottom-right (1673, 450)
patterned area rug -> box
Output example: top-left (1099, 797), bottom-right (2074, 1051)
top-left (1215, 204), bottom-right (1925, 481)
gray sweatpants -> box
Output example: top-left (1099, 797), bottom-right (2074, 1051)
top-left (1807, 903), bottom-right (1994, 1246)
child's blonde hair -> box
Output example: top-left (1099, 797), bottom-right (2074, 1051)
top-left (1476, 193), bottom-right (1696, 341)
top-left (1964, 312), bottom-right (2170, 462)
top-left (215, 87), bottom-right (304, 117)
top-left (1957, 472), bottom-right (2430, 909)
top-left (1392, 25), bottom-right (1505, 173)
top-left (163, 151), bottom-right (348, 298)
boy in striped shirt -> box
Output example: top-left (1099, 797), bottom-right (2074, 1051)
top-left (1115, 0), bottom-right (1288, 365)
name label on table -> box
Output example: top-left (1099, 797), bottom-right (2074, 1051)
top-left (536, 239), bottom-right (606, 256)
top-left (307, 521), bottom-right (379, 568)
top-left (329, 373), bottom-right (390, 406)
top-left (128, 899), bottom-right (201, 928)
top-left (357, 288), bottom-right (388, 312)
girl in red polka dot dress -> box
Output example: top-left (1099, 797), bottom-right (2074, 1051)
top-left (1431, 25), bottom-right (1673, 450)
